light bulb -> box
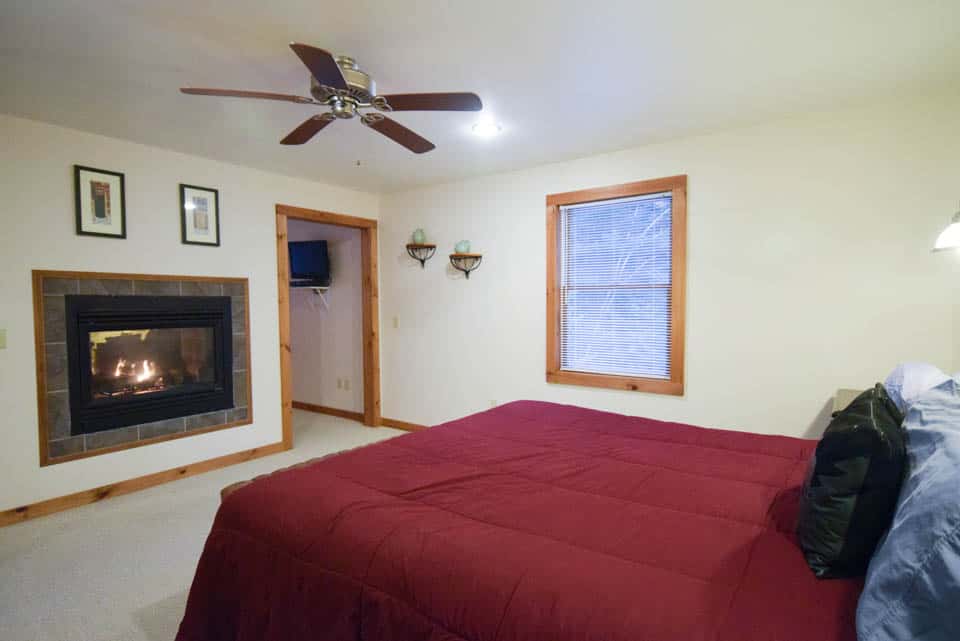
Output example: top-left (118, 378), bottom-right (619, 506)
top-left (471, 119), bottom-right (502, 138)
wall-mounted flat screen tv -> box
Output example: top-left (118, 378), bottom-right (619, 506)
top-left (289, 240), bottom-right (331, 287)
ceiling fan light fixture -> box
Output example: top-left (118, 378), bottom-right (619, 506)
top-left (471, 118), bottom-right (502, 138)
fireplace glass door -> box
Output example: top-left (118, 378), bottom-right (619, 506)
top-left (66, 295), bottom-right (233, 434)
top-left (89, 327), bottom-right (216, 400)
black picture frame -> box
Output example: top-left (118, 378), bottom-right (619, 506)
top-left (179, 183), bottom-right (221, 247)
top-left (74, 165), bottom-right (127, 239)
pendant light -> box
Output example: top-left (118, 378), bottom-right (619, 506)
top-left (933, 202), bottom-right (960, 252)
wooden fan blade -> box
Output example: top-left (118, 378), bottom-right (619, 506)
top-left (377, 92), bottom-right (482, 111)
top-left (180, 88), bottom-right (313, 104)
top-left (289, 43), bottom-right (348, 90)
top-left (280, 115), bottom-right (336, 145)
top-left (361, 115), bottom-right (435, 154)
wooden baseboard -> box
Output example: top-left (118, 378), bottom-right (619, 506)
top-left (292, 401), bottom-right (365, 423)
top-left (293, 402), bottom-right (426, 433)
top-left (381, 417), bottom-right (428, 432)
top-left (0, 441), bottom-right (286, 528)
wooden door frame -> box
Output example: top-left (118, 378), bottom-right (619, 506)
top-left (275, 204), bottom-right (381, 449)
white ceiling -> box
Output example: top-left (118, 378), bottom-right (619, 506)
top-left (2, 0), bottom-right (958, 193)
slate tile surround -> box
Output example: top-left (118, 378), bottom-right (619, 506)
top-left (37, 273), bottom-right (251, 463)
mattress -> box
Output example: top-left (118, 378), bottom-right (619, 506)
top-left (177, 401), bottom-right (861, 641)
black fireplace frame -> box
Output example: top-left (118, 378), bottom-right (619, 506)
top-left (65, 295), bottom-right (234, 435)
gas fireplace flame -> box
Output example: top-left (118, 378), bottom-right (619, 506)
top-left (112, 358), bottom-right (156, 384)
top-left (135, 360), bottom-right (156, 383)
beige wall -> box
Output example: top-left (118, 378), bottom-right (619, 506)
top-left (0, 114), bottom-right (378, 510)
top-left (378, 92), bottom-right (960, 437)
top-left (5, 92), bottom-right (959, 510)
top-left (288, 220), bottom-right (364, 412)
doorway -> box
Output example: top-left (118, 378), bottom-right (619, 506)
top-left (275, 204), bottom-right (381, 449)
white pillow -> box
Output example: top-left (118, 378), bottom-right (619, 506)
top-left (884, 363), bottom-right (951, 414)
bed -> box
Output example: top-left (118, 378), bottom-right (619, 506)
top-left (177, 401), bottom-right (861, 641)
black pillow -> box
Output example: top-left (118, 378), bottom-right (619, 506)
top-left (797, 383), bottom-right (906, 578)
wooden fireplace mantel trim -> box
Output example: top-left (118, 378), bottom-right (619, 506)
top-left (32, 269), bottom-right (254, 466)
top-left (32, 270), bottom-right (48, 464)
top-left (31, 269), bottom-right (251, 283)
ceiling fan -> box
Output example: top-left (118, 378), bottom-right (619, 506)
top-left (181, 43), bottom-right (482, 154)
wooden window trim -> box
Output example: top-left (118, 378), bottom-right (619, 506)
top-left (546, 175), bottom-right (687, 396)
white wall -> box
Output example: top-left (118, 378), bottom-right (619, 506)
top-left (379, 92), bottom-right (960, 438)
top-left (0, 114), bottom-right (378, 510)
top-left (5, 92), bottom-right (958, 510)
top-left (288, 220), bottom-right (363, 412)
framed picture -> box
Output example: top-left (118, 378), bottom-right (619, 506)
top-left (180, 184), bottom-right (220, 246)
top-left (74, 165), bottom-right (126, 238)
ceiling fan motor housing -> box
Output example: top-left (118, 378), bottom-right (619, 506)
top-left (310, 55), bottom-right (376, 106)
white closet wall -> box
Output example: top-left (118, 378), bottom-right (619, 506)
top-left (288, 220), bottom-right (364, 413)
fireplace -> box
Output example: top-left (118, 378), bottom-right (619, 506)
top-left (65, 295), bottom-right (234, 434)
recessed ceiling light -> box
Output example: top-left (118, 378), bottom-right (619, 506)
top-left (471, 119), bottom-right (502, 138)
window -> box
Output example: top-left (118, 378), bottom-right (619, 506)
top-left (546, 176), bottom-right (686, 395)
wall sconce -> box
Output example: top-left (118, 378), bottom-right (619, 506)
top-left (449, 239), bottom-right (482, 278)
top-left (450, 253), bottom-right (482, 278)
top-left (406, 228), bottom-right (436, 268)
top-left (406, 243), bottom-right (436, 268)
top-left (933, 202), bottom-right (960, 252)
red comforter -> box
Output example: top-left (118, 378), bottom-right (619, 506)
top-left (177, 401), bottom-right (861, 641)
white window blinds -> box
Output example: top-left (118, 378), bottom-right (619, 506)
top-left (559, 191), bottom-right (673, 379)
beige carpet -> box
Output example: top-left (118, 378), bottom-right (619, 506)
top-left (0, 411), bottom-right (402, 641)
